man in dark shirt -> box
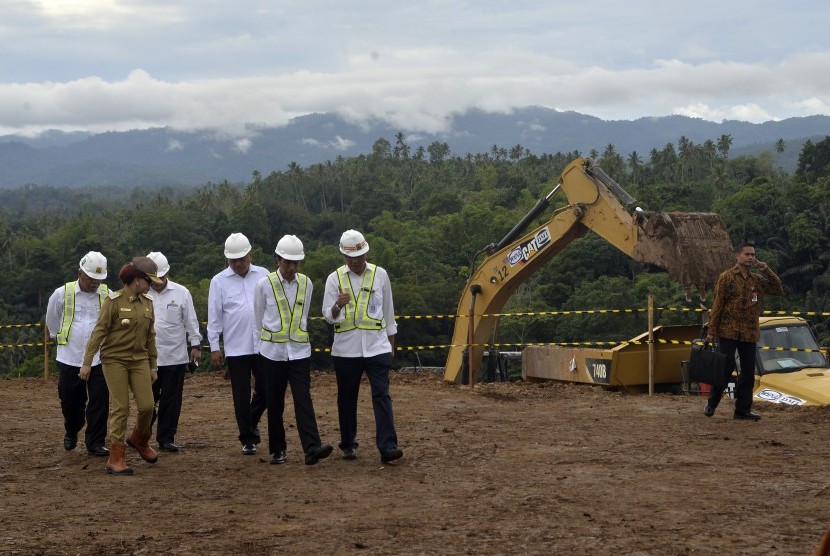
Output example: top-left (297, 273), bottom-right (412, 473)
top-left (704, 243), bottom-right (783, 420)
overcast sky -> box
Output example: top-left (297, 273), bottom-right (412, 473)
top-left (1, 0), bottom-right (829, 137)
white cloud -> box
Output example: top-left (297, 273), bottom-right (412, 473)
top-left (23, 0), bottom-right (182, 30)
top-left (302, 136), bottom-right (356, 150)
top-left (233, 138), bottom-right (253, 153)
top-left (332, 135), bottom-right (355, 150)
top-left (1, 2), bottom-right (829, 135)
top-left (794, 97), bottom-right (830, 115)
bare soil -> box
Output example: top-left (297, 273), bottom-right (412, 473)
top-left (2, 370), bottom-right (830, 555)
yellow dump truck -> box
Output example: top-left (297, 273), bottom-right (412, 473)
top-left (521, 316), bottom-right (830, 406)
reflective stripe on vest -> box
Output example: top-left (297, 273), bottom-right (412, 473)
top-left (260, 273), bottom-right (309, 343)
top-left (334, 264), bottom-right (386, 333)
top-left (56, 281), bottom-right (109, 345)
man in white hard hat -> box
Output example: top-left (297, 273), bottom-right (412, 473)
top-left (45, 251), bottom-right (111, 456)
top-left (253, 235), bottom-right (333, 465)
top-left (323, 229), bottom-right (403, 463)
top-left (207, 232), bottom-right (269, 455)
top-left (145, 251), bottom-right (202, 452)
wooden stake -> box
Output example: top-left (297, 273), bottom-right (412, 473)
top-left (648, 293), bottom-right (654, 396)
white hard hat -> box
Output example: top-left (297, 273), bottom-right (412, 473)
top-left (224, 232), bottom-right (252, 259)
top-left (79, 251), bottom-right (107, 280)
top-left (275, 235), bottom-right (305, 261)
top-left (146, 251), bottom-right (170, 278)
top-left (339, 229), bottom-right (369, 257)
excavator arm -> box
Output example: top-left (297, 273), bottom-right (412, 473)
top-left (443, 157), bottom-right (734, 383)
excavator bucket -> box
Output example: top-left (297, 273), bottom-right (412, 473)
top-left (633, 210), bottom-right (734, 298)
top-left (443, 157), bottom-right (736, 383)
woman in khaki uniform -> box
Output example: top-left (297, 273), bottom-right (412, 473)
top-left (80, 257), bottom-right (162, 475)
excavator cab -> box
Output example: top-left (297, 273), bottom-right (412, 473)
top-left (444, 157), bottom-right (735, 384)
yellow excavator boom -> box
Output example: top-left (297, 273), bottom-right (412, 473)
top-left (443, 157), bottom-right (734, 383)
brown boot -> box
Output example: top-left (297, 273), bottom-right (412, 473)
top-left (127, 428), bottom-right (159, 464)
top-left (105, 443), bottom-right (135, 475)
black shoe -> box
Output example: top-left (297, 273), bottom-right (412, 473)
top-left (380, 448), bottom-right (403, 463)
top-left (87, 445), bottom-right (109, 457)
top-left (305, 444), bottom-right (333, 465)
top-left (341, 447), bottom-right (357, 460)
top-left (241, 443), bottom-right (257, 455)
top-left (734, 411), bottom-right (761, 421)
top-left (270, 450), bottom-right (286, 465)
top-left (704, 404), bottom-right (715, 417)
top-left (159, 442), bottom-right (180, 452)
top-left (64, 433), bottom-right (77, 451)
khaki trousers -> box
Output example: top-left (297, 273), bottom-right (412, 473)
top-left (102, 359), bottom-right (154, 444)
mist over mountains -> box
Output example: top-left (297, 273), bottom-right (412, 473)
top-left (1, 107), bottom-right (828, 189)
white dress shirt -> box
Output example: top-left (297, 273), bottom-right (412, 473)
top-left (207, 264), bottom-right (269, 356)
top-left (254, 270), bottom-right (313, 362)
top-left (45, 281), bottom-right (103, 367)
top-left (145, 279), bottom-right (202, 366)
top-left (322, 264), bottom-right (398, 358)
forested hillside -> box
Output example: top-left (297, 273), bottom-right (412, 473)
top-left (2, 134), bottom-right (830, 377)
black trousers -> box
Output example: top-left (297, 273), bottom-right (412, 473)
top-left (151, 363), bottom-right (187, 444)
top-left (333, 353), bottom-right (398, 453)
top-left (261, 356), bottom-right (322, 455)
top-left (707, 338), bottom-right (757, 413)
top-left (227, 354), bottom-right (266, 445)
top-left (57, 361), bottom-right (108, 448)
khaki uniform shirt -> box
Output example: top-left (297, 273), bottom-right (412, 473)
top-left (708, 265), bottom-right (783, 343)
top-left (83, 288), bottom-right (158, 368)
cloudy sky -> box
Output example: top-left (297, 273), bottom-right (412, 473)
top-left (1, 0), bottom-right (829, 137)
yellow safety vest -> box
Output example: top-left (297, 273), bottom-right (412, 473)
top-left (334, 264), bottom-right (386, 333)
top-left (260, 273), bottom-right (310, 343)
top-left (56, 281), bottom-right (109, 345)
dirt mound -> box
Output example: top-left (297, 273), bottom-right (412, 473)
top-left (2, 371), bottom-right (829, 554)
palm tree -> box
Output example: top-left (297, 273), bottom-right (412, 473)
top-left (717, 134), bottom-right (733, 159)
top-left (393, 132), bottom-right (410, 159)
top-left (702, 139), bottom-right (717, 176)
top-left (627, 151), bottom-right (643, 182)
top-left (287, 161), bottom-right (308, 211)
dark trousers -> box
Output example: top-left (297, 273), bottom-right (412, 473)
top-left (708, 338), bottom-right (757, 413)
top-left (333, 353), bottom-right (398, 453)
top-left (57, 361), bottom-right (108, 448)
top-left (261, 356), bottom-right (322, 455)
top-left (227, 354), bottom-right (266, 445)
top-left (151, 363), bottom-right (187, 444)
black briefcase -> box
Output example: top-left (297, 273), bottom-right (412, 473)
top-left (687, 342), bottom-right (728, 388)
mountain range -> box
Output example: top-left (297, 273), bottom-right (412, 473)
top-left (1, 107), bottom-right (828, 189)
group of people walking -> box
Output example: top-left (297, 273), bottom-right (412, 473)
top-left (46, 229), bottom-right (402, 475)
top-left (49, 230), bottom-right (783, 476)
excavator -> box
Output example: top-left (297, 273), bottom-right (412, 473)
top-left (443, 157), bottom-right (735, 384)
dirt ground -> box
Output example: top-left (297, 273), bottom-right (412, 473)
top-left (2, 370), bottom-right (830, 556)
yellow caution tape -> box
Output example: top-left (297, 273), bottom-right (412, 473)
top-left (0, 343), bottom-right (46, 349)
top-left (7, 308), bottom-right (830, 331)
top-left (2, 337), bottom-right (826, 355)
